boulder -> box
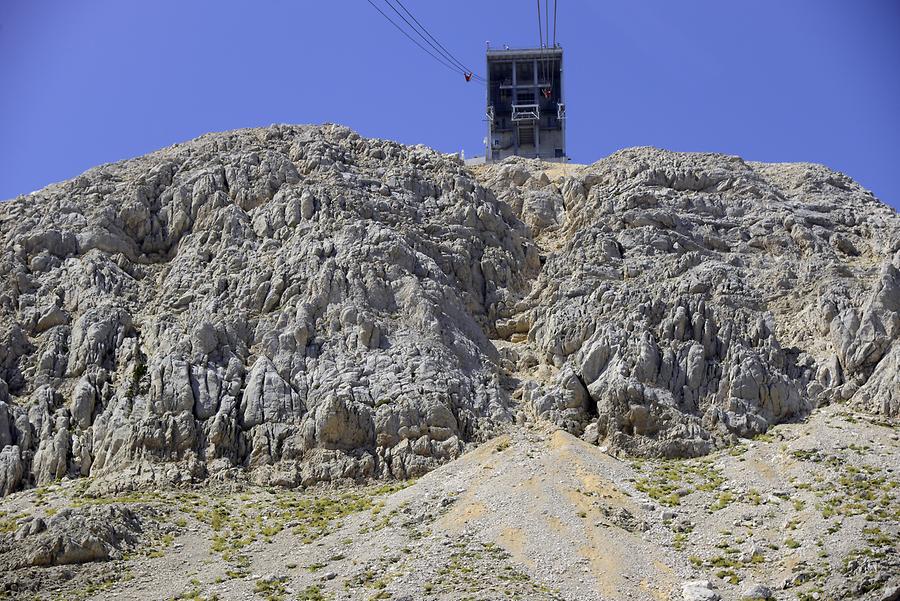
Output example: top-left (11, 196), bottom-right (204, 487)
top-left (681, 580), bottom-right (720, 601)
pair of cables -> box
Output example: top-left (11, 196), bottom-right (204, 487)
top-left (364, 0), bottom-right (485, 84)
top-left (536, 0), bottom-right (558, 49)
top-left (536, 0), bottom-right (559, 98)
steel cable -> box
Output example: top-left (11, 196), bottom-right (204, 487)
top-left (392, 0), bottom-right (485, 81)
top-left (364, 0), bottom-right (464, 76)
top-left (553, 0), bottom-right (558, 47)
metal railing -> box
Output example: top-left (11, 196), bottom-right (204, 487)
top-left (512, 104), bottom-right (540, 122)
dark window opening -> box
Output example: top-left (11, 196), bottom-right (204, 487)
top-left (516, 60), bottom-right (535, 85)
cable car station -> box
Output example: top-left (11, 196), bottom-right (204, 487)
top-left (365, 0), bottom-right (566, 165)
top-left (485, 46), bottom-right (566, 162)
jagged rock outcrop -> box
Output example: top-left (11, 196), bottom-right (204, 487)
top-left (481, 150), bottom-right (899, 457)
top-left (0, 505), bottom-right (145, 569)
top-left (0, 127), bottom-right (897, 492)
top-left (0, 125), bottom-right (537, 494)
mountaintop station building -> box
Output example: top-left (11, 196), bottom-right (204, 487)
top-left (485, 46), bottom-right (566, 163)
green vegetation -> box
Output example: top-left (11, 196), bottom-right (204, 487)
top-left (418, 540), bottom-right (564, 599)
top-left (715, 569), bottom-right (741, 584)
top-left (728, 445), bottom-right (748, 457)
top-left (0, 511), bottom-right (27, 534)
top-left (57, 569), bottom-right (134, 601)
top-left (862, 526), bottom-right (893, 547)
top-left (788, 452), bottom-right (900, 523)
top-left (297, 585), bottom-right (331, 601)
top-left (254, 577), bottom-right (287, 601)
top-left (178, 481), bottom-right (411, 577)
top-left (633, 458), bottom-right (725, 507)
top-left (709, 491), bottom-right (735, 511)
top-left (174, 578), bottom-right (220, 601)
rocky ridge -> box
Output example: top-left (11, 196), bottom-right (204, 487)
top-left (0, 124), bottom-right (897, 497)
top-left (480, 150), bottom-right (899, 457)
top-left (0, 125), bottom-right (900, 599)
top-left (0, 124), bottom-right (541, 496)
top-left (0, 125), bottom-right (899, 601)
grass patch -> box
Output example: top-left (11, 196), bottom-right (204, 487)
top-left (633, 458), bottom-right (725, 507)
top-left (709, 491), bottom-right (735, 511)
top-left (254, 577), bottom-right (288, 601)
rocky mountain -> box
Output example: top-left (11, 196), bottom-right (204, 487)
top-left (0, 124), bottom-right (542, 495)
top-left (481, 148), bottom-right (899, 456)
top-left (0, 125), bottom-right (898, 600)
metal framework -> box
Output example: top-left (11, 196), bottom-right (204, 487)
top-left (512, 104), bottom-right (540, 122)
top-left (485, 46), bottom-right (566, 162)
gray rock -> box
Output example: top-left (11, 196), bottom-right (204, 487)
top-left (32, 413), bottom-right (71, 485)
top-left (681, 580), bottom-right (720, 601)
top-left (0, 125), bottom-right (538, 493)
top-left (0, 400), bottom-right (13, 448)
top-left (0, 446), bottom-right (23, 497)
top-left (879, 584), bottom-right (900, 601)
top-left (0, 505), bottom-right (143, 568)
top-left (0, 127), bottom-right (897, 496)
top-left (742, 584), bottom-right (773, 600)
top-left (479, 150), bottom-right (900, 457)
top-left (240, 357), bottom-right (302, 429)
top-left (70, 378), bottom-right (96, 431)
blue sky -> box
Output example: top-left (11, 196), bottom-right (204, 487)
top-left (1, 1), bottom-right (898, 210)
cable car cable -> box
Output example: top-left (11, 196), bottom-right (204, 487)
top-left (380, 0), bottom-right (484, 82)
top-left (380, 0), bottom-right (462, 71)
top-left (392, 0), bottom-right (485, 81)
top-left (540, 0), bottom-right (553, 96)
top-left (545, 0), bottom-right (552, 84)
top-left (551, 0), bottom-right (558, 101)
top-left (536, 0), bottom-right (547, 86)
top-left (364, 0), bottom-right (465, 77)
top-left (545, 0), bottom-right (549, 52)
top-left (553, 0), bottom-right (558, 47)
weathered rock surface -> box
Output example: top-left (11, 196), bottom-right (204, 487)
top-left (681, 580), bottom-right (720, 601)
top-left (0, 505), bottom-right (144, 569)
top-left (0, 126), bottom-right (897, 495)
top-left (481, 151), bottom-right (900, 457)
top-left (0, 393), bottom-right (896, 601)
top-left (0, 125), bottom-right (538, 494)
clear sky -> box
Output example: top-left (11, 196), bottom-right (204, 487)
top-left (1, 1), bottom-right (898, 210)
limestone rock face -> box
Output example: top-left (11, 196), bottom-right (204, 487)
top-left (0, 125), bottom-right (535, 493)
top-left (0, 445), bottom-right (23, 496)
top-left (0, 505), bottom-right (144, 569)
top-left (480, 150), bottom-right (900, 457)
top-left (0, 128), bottom-right (897, 493)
